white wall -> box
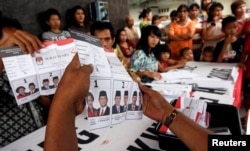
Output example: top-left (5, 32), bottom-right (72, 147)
top-left (129, 0), bottom-right (250, 22)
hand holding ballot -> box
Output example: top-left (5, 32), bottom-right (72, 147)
top-left (0, 28), bottom-right (43, 54)
top-left (44, 54), bottom-right (93, 151)
top-left (139, 84), bottom-right (174, 123)
top-left (52, 54), bottom-right (93, 115)
top-left (139, 83), bottom-right (213, 151)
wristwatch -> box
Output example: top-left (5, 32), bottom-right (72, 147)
top-left (164, 109), bottom-right (178, 127)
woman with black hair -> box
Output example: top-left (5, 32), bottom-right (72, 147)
top-left (64, 5), bottom-right (91, 34)
top-left (130, 25), bottom-right (162, 81)
top-left (168, 4), bottom-right (195, 60)
top-left (138, 8), bottom-right (152, 31)
top-left (114, 28), bottom-right (135, 69)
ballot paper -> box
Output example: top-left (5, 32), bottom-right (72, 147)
top-left (69, 30), bottom-right (141, 130)
top-left (192, 91), bottom-right (234, 105)
top-left (33, 38), bottom-right (76, 95)
top-left (155, 61), bottom-right (238, 90)
top-left (145, 83), bottom-right (192, 103)
top-left (0, 47), bottom-right (39, 105)
top-left (165, 98), bottom-right (209, 135)
top-left (0, 31), bottom-right (142, 130)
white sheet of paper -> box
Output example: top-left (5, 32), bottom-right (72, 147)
top-left (105, 52), bottom-right (132, 80)
top-left (247, 110), bottom-right (250, 135)
top-left (3, 54), bottom-right (36, 81)
top-left (192, 91), bottom-right (234, 105)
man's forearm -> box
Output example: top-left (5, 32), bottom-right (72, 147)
top-left (166, 112), bottom-right (213, 151)
top-left (44, 95), bottom-right (78, 151)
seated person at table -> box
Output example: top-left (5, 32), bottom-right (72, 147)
top-left (179, 47), bottom-right (194, 62)
top-left (90, 21), bottom-right (140, 82)
top-left (201, 46), bottom-right (215, 62)
top-left (90, 21), bottom-right (116, 52)
top-left (0, 12), bottom-right (47, 147)
top-left (155, 44), bottom-right (186, 72)
top-left (130, 25), bottom-right (162, 81)
top-left (213, 16), bottom-right (244, 63)
top-left (38, 8), bottom-right (71, 42)
top-left (114, 28), bottom-right (135, 69)
top-left (44, 54), bottom-right (213, 151)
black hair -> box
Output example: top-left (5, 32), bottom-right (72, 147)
top-left (64, 5), bottom-right (90, 29)
top-left (154, 44), bottom-right (171, 61)
top-left (222, 15), bottom-right (237, 30)
top-left (170, 10), bottom-right (177, 18)
top-left (137, 25), bottom-right (161, 57)
top-left (114, 28), bottom-right (126, 45)
top-left (152, 15), bottom-right (160, 25)
top-left (99, 90), bottom-right (107, 97)
top-left (189, 3), bottom-right (200, 10)
top-left (16, 86), bottom-right (25, 93)
top-left (177, 4), bottom-right (189, 13)
top-left (53, 76), bottom-right (59, 80)
top-left (138, 8), bottom-right (151, 19)
top-left (179, 47), bottom-right (191, 57)
top-left (0, 11), bottom-right (22, 38)
top-left (90, 21), bottom-right (115, 39)
top-left (37, 8), bottom-right (61, 32)
top-left (203, 46), bottom-right (215, 53)
top-left (87, 92), bottom-right (94, 101)
top-left (29, 83), bottom-right (35, 87)
top-left (231, 0), bottom-right (246, 16)
top-left (207, 2), bottom-right (224, 23)
top-left (201, 0), bottom-right (213, 11)
top-left (43, 79), bottom-right (49, 83)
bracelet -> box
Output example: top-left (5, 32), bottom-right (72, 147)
top-left (164, 109), bottom-right (178, 127)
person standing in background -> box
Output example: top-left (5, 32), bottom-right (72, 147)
top-left (189, 3), bottom-right (203, 61)
top-left (230, 0), bottom-right (250, 37)
top-left (202, 2), bottom-right (225, 50)
top-left (138, 8), bottom-right (152, 31)
top-left (168, 4), bottom-right (195, 60)
top-left (124, 15), bottom-right (139, 47)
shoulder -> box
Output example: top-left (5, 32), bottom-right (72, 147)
top-left (42, 31), bottom-right (52, 36)
top-left (62, 30), bottom-right (71, 36)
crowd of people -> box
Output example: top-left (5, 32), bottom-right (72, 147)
top-left (0, 0), bottom-right (250, 150)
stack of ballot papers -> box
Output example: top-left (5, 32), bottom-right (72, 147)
top-left (151, 61), bottom-right (239, 106)
top-left (161, 98), bottom-right (210, 135)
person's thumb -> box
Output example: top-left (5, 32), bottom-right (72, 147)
top-left (68, 53), bottom-right (81, 69)
top-left (80, 64), bottom-right (93, 75)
